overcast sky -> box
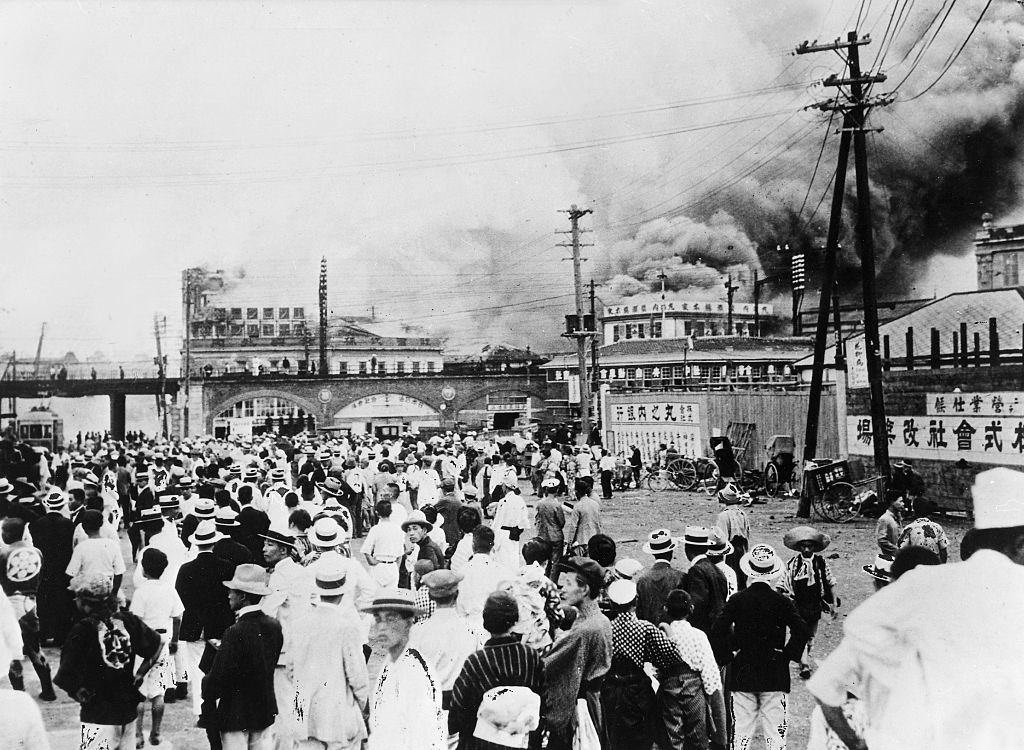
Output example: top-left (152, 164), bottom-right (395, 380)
top-left (0, 0), bottom-right (1015, 365)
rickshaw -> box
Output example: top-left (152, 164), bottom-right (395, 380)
top-left (763, 435), bottom-right (796, 497)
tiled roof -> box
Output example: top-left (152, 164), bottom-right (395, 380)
top-left (793, 288), bottom-right (1024, 368)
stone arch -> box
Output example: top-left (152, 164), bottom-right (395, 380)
top-left (452, 384), bottom-right (550, 412)
top-left (206, 388), bottom-right (321, 432)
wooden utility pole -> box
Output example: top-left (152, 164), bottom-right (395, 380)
top-left (318, 256), bottom-right (329, 376)
top-left (153, 315), bottom-right (168, 439)
top-left (724, 274), bottom-right (738, 334)
top-left (590, 279), bottom-right (601, 431)
top-left (558, 205), bottom-right (594, 445)
top-left (797, 30), bottom-right (892, 516)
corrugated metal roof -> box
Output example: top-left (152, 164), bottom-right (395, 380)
top-left (793, 288), bottom-right (1024, 368)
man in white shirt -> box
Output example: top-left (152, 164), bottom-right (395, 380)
top-left (598, 449), bottom-right (617, 500)
top-left (364, 589), bottom-right (446, 750)
top-left (363, 500), bottom-right (407, 588)
top-left (457, 527), bottom-right (512, 635)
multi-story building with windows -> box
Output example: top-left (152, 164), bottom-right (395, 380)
top-left (182, 268), bottom-right (444, 378)
top-left (975, 212), bottom-right (1024, 290)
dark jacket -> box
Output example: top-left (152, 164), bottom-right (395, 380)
top-left (635, 561), bottom-right (686, 625)
top-left (29, 511), bottom-right (75, 585)
top-left (203, 609), bottom-right (283, 732)
top-left (213, 537), bottom-right (253, 567)
top-left (710, 581), bottom-right (810, 693)
top-left (683, 557), bottom-right (729, 634)
top-left (175, 551), bottom-right (237, 642)
top-left (434, 493), bottom-right (463, 549)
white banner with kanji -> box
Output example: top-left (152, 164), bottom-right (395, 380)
top-left (926, 392), bottom-right (1024, 417)
top-left (609, 401), bottom-right (700, 425)
top-left (847, 415), bottom-right (1024, 466)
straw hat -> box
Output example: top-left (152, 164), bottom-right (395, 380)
top-left (215, 507), bottom-right (240, 529)
top-left (783, 526), bottom-right (831, 553)
top-left (613, 558), bottom-right (645, 580)
top-left (193, 498), bottom-right (216, 519)
top-left (310, 517), bottom-right (347, 548)
top-left (972, 467), bottom-right (1024, 530)
top-left (318, 477), bottom-right (344, 498)
top-left (706, 528), bottom-right (734, 557)
top-left (607, 579), bottom-right (638, 605)
top-left (863, 553), bottom-right (895, 582)
top-left (312, 558), bottom-right (349, 595)
top-left (718, 485), bottom-right (743, 506)
top-left (682, 526), bottom-right (714, 548)
top-left (259, 527), bottom-right (296, 549)
top-left (401, 510), bottom-right (433, 532)
top-left (43, 489), bottom-right (67, 510)
top-left (739, 544), bottom-right (784, 580)
top-left (223, 564), bottom-right (271, 596)
top-left (360, 588), bottom-right (425, 616)
top-left (642, 528), bottom-right (677, 555)
top-left (192, 520), bottom-right (225, 546)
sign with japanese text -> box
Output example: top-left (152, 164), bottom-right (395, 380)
top-left (926, 392), bottom-right (1024, 417)
top-left (567, 375), bottom-right (581, 405)
top-left (610, 426), bottom-right (703, 461)
top-left (603, 301), bottom-right (772, 317)
top-left (609, 402), bottom-right (700, 425)
top-left (847, 415), bottom-right (1024, 466)
top-left (847, 339), bottom-right (869, 389)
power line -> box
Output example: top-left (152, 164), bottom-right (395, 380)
top-left (901, 0), bottom-right (992, 101)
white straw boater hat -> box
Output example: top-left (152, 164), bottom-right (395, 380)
top-left (310, 517), bottom-right (347, 548)
top-left (642, 528), bottom-right (677, 555)
top-left (863, 553), bottom-right (894, 581)
top-left (313, 558), bottom-right (349, 595)
top-left (360, 587), bottom-right (425, 616)
top-left (44, 488), bottom-right (67, 510)
top-left (682, 526), bottom-right (714, 547)
top-left (740, 544), bottom-right (784, 580)
top-left (223, 564), bottom-right (271, 596)
top-left (192, 520), bottom-right (225, 546)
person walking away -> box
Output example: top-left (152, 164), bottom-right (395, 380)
top-left (202, 564), bottom-right (283, 750)
top-left (711, 544), bottom-right (810, 750)
top-left (65, 509), bottom-right (126, 598)
top-left (782, 526), bottom-right (837, 680)
top-left (409, 570), bottom-right (482, 749)
top-left (29, 489), bottom-right (75, 646)
top-left (636, 528), bottom-right (687, 625)
top-left (715, 488), bottom-right (750, 590)
top-left (363, 499), bottom-right (407, 588)
top-left (55, 574), bottom-right (162, 750)
top-left (290, 558), bottom-right (370, 750)
top-left (563, 479), bottom-right (602, 559)
top-left (363, 588), bottom-right (447, 750)
top-left (174, 520), bottom-right (236, 719)
top-left (681, 526), bottom-right (729, 635)
top-left (534, 489), bottom-right (565, 581)
top-left (1, 518), bottom-right (57, 700)
top-left (129, 548), bottom-right (184, 747)
top-left (543, 557), bottom-right (612, 750)
top-left (896, 499), bottom-right (949, 562)
top-left (492, 478), bottom-right (529, 572)
top-left (807, 467), bottom-right (1024, 750)
top-left (602, 578), bottom-right (704, 750)
top-left (449, 507), bottom-right (483, 575)
top-left (706, 529), bottom-right (738, 600)
top-left (875, 496), bottom-right (904, 557)
top-left (888, 459), bottom-right (926, 516)
top-left (457, 526), bottom-right (512, 636)
top-left (449, 592), bottom-right (545, 750)
top-left (597, 450), bottom-right (616, 501)
top-left (662, 589), bottom-right (728, 750)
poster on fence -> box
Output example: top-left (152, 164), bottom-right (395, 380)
top-left (608, 400), bottom-right (702, 461)
top-left (847, 414), bottom-right (1024, 466)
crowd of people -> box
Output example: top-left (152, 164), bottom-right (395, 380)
top-left (0, 428), bottom-right (1021, 750)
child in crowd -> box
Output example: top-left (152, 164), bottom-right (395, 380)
top-left (129, 548), bottom-right (184, 748)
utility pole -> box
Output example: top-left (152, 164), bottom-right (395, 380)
top-left (752, 272), bottom-right (775, 336)
top-left (557, 205), bottom-right (594, 445)
top-left (181, 269), bottom-right (196, 436)
top-left (787, 245), bottom-right (803, 334)
top-left (153, 315), bottom-right (169, 439)
top-left (657, 268), bottom-right (668, 336)
top-left (797, 30), bottom-right (892, 515)
top-left (724, 275), bottom-right (738, 335)
top-left (589, 279), bottom-right (601, 431)
top-left (318, 256), bottom-right (329, 377)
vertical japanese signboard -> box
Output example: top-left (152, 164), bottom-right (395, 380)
top-left (847, 339), bottom-right (870, 389)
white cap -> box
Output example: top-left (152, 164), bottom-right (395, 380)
top-left (972, 467), bottom-right (1024, 529)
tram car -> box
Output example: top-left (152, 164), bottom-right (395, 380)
top-left (16, 406), bottom-right (64, 452)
